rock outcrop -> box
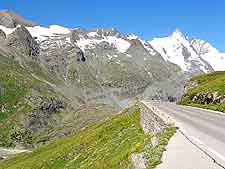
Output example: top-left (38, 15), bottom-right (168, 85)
top-left (5, 25), bottom-right (39, 57)
top-left (191, 92), bottom-right (225, 105)
top-left (24, 97), bottom-right (65, 133)
top-left (184, 80), bottom-right (198, 93)
top-left (0, 29), bottom-right (6, 41)
top-left (131, 153), bottom-right (147, 169)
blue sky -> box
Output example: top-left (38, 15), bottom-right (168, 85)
top-left (1, 0), bottom-right (225, 51)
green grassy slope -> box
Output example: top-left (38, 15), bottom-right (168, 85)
top-left (0, 56), bottom-right (40, 147)
top-left (0, 55), bottom-right (67, 147)
top-left (179, 71), bottom-right (225, 112)
top-left (0, 106), bottom-right (145, 169)
top-left (0, 104), bottom-right (176, 169)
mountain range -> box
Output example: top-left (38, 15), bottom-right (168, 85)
top-left (0, 10), bottom-right (224, 148)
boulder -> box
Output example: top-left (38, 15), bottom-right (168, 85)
top-left (184, 80), bottom-right (198, 93)
top-left (206, 92), bottom-right (213, 104)
top-left (192, 92), bottom-right (225, 105)
top-left (151, 136), bottom-right (160, 147)
top-left (131, 153), bottom-right (147, 169)
top-left (192, 95), bottom-right (198, 102)
top-left (220, 97), bottom-right (225, 103)
top-left (213, 96), bottom-right (221, 104)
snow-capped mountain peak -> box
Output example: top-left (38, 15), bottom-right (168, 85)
top-left (191, 39), bottom-right (225, 71)
top-left (149, 29), bottom-right (212, 73)
top-left (169, 28), bottom-right (186, 40)
top-left (0, 20), bottom-right (224, 73)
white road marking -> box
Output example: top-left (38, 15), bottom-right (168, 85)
top-left (189, 135), bottom-right (225, 163)
top-left (181, 105), bottom-right (225, 116)
top-left (190, 136), bottom-right (204, 145)
top-left (207, 147), bottom-right (225, 162)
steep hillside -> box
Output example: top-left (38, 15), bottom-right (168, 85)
top-left (179, 71), bottom-right (225, 112)
top-left (0, 105), bottom-right (176, 169)
top-left (0, 55), bottom-right (116, 148)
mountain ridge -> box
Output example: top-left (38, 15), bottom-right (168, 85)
top-left (0, 9), bottom-right (223, 73)
top-left (0, 10), bottom-right (37, 28)
top-left (1, 23), bottom-right (223, 71)
top-left (0, 10), bottom-right (223, 148)
top-left (0, 10), bottom-right (223, 101)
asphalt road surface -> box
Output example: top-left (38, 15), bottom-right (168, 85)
top-left (144, 101), bottom-right (225, 169)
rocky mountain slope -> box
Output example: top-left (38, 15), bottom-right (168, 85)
top-left (0, 22), bottom-right (186, 101)
top-left (0, 10), bottom-right (223, 148)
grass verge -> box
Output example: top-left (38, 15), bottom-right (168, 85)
top-left (0, 105), bottom-right (146, 169)
top-left (144, 127), bottom-right (176, 168)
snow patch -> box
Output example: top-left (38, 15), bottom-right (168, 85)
top-left (0, 25), bottom-right (15, 35)
top-left (126, 54), bottom-right (132, 58)
top-left (26, 25), bottom-right (71, 41)
top-left (127, 34), bottom-right (138, 40)
top-left (106, 36), bottom-right (131, 53)
top-left (49, 25), bottom-right (70, 34)
top-left (76, 38), bottom-right (94, 51)
top-left (88, 32), bottom-right (98, 38)
top-left (76, 36), bottom-right (130, 53)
